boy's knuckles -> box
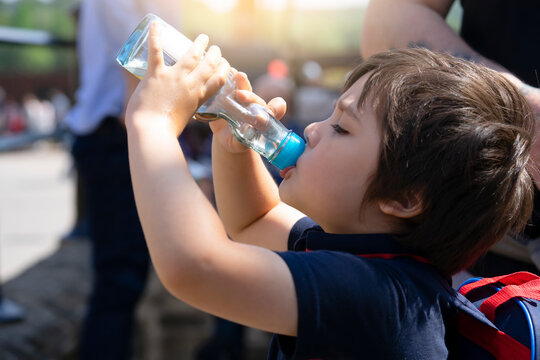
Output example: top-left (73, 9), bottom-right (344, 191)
top-left (210, 58), bottom-right (222, 69)
top-left (206, 45), bottom-right (221, 58)
top-left (200, 62), bottom-right (216, 74)
top-left (197, 86), bottom-right (208, 100)
top-left (207, 78), bottom-right (223, 93)
top-left (185, 53), bottom-right (201, 65)
top-left (216, 75), bottom-right (227, 88)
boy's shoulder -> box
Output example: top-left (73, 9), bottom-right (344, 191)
top-left (271, 217), bottom-right (458, 359)
top-left (278, 218), bottom-right (534, 359)
top-left (283, 218), bottom-right (454, 303)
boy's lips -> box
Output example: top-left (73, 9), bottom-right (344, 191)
top-left (280, 166), bottom-right (295, 179)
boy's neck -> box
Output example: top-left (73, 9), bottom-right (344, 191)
top-left (319, 204), bottom-right (405, 235)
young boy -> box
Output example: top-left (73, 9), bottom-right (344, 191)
top-left (125, 24), bottom-right (535, 359)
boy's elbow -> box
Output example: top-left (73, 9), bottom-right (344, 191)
top-left (152, 250), bottom-right (217, 300)
top-left (157, 270), bottom-right (199, 301)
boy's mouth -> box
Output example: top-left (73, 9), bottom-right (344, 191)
top-left (280, 166), bottom-right (295, 179)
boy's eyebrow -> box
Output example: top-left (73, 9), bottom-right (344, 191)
top-left (338, 97), bottom-right (360, 120)
top-left (355, 83), bottom-right (373, 116)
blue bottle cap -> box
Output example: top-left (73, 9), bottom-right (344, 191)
top-left (270, 131), bottom-right (306, 170)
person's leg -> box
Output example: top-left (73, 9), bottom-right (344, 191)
top-left (62, 168), bottom-right (90, 240)
top-left (75, 118), bottom-right (150, 360)
top-left (196, 317), bottom-right (245, 360)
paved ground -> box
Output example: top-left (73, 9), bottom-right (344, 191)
top-left (0, 143), bottom-right (75, 282)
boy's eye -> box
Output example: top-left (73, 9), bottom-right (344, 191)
top-left (331, 124), bottom-right (349, 135)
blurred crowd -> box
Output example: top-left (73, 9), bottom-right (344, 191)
top-left (0, 86), bottom-right (71, 137)
top-left (0, 58), bottom-right (338, 146)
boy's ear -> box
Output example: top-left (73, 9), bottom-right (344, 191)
top-left (378, 192), bottom-right (423, 219)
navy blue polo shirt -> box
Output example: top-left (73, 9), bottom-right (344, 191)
top-left (267, 217), bottom-right (460, 359)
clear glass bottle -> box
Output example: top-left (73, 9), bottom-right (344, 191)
top-left (117, 13), bottom-right (305, 170)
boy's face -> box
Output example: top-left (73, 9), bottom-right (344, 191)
top-left (279, 74), bottom-right (384, 233)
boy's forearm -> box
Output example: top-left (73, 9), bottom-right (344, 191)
top-left (211, 136), bottom-right (281, 240)
top-left (125, 117), bottom-right (301, 333)
top-left (126, 116), bottom-right (230, 286)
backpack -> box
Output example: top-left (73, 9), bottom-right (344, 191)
top-left (362, 253), bottom-right (540, 359)
top-left (455, 271), bottom-right (540, 360)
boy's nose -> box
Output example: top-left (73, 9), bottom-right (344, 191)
top-left (303, 122), bottom-right (319, 148)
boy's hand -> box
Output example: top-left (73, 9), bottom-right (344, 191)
top-left (126, 22), bottom-right (230, 135)
top-left (209, 72), bottom-right (288, 154)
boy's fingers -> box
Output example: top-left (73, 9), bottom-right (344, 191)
top-left (180, 34), bottom-right (209, 70)
top-left (235, 89), bottom-right (266, 107)
top-left (147, 22), bottom-right (164, 72)
top-left (202, 58), bottom-right (230, 101)
top-left (234, 72), bottom-right (252, 92)
top-left (197, 45), bottom-right (223, 79)
top-left (267, 97), bottom-right (287, 120)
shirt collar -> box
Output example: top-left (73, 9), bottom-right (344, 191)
top-left (303, 230), bottom-right (406, 256)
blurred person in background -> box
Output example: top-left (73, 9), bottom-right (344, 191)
top-left (361, 0), bottom-right (540, 277)
top-left (293, 60), bottom-right (338, 131)
top-left (4, 98), bottom-right (26, 134)
top-left (49, 88), bottom-right (71, 130)
top-left (0, 86), bottom-right (6, 134)
top-left (64, 0), bottom-right (182, 358)
top-left (22, 93), bottom-right (55, 135)
top-left (253, 59), bottom-right (296, 123)
top-left (253, 59), bottom-right (300, 184)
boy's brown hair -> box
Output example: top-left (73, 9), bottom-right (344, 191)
top-left (345, 48), bottom-right (535, 276)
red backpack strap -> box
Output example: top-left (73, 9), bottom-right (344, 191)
top-left (478, 278), bottom-right (540, 322)
top-left (459, 271), bottom-right (539, 297)
top-left (456, 312), bottom-right (531, 360)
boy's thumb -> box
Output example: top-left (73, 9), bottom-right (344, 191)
top-left (147, 22), bottom-right (164, 72)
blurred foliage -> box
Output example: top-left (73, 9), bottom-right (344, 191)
top-left (182, 0), bottom-right (367, 90)
top-left (0, 0), bottom-right (462, 76)
top-left (0, 0), bottom-right (367, 76)
top-left (182, 0), bottom-right (365, 57)
top-left (0, 0), bottom-right (78, 75)
top-left (446, 0), bottom-right (463, 33)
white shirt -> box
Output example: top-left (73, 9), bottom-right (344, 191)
top-left (65, 0), bottom-right (182, 135)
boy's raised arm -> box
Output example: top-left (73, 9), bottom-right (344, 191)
top-left (210, 78), bottom-right (305, 251)
top-left (125, 23), bottom-right (299, 336)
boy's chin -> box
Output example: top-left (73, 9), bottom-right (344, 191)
top-left (278, 186), bottom-right (294, 206)
top-left (280, 191), bottom-right (309, 217)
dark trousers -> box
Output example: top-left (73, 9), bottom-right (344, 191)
top-left (196, 318), bottom-right (246, 360)
top-left (73, 117), bottom-right (149, 360)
